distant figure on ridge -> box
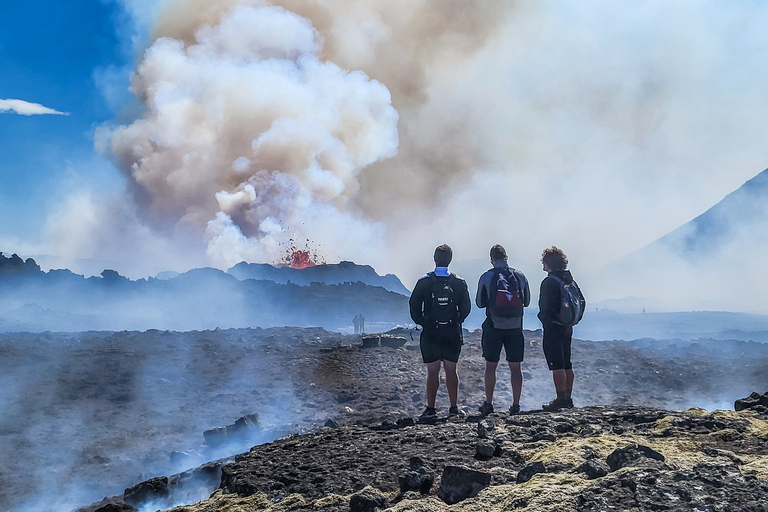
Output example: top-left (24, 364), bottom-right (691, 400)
top-left (409, 244), bottom-right (471, 420)
top-left (475, 244), bottom-right (530, 415)
top-left (538, 246), bottom-right (586, 412)
top-left (353, 315), bottom-right (360, 334)
top-left (359, 313), bottom-right (365, 334)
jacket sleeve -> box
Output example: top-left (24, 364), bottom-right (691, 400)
top-left (458, 278), bottom-right (472, 323)
top-left (537, 276), bottom-right (560, 325)
top-left (475, 273), bottom-right (488, 309)
top-left (520, 272), bottom-right (531, 308)
top-left (409, 278), bottom-right (427, 325)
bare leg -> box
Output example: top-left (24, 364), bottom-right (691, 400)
top-left (484, 361), bottom-right (498, 403)
top-left (443, 360), bottom-right (459, 408)
top-left (425, 361), bottom-right (441, 408)
top-left (552, 369), bottom-right (567, 399)
top-left (508, 361), bottom-right (522, 405)
top-left (564, 369), bottom-right (574, 399)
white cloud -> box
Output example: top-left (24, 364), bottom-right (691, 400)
top-left (0, 99), bottom-right (69, 116)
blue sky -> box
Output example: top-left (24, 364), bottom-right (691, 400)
top-left (0, 1), bottom-right (133, 240)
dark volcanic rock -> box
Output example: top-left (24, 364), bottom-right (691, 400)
top-left (606, 443), bottom-right (666, 471)
top-left (735, 391), bottom-right (768, 414)
top-left (436, 465), bottom-right (492, 505)
top-left (516, 461), bottom-right (546, 483)
top-left (577, 458), bottom-right (610, 479)
top-left (123, 476), bottom-right (168, 508)
top-left (397, 456), bottom-right (435, 495)
top-left (349, 486), bottom-right (388, 512)
top-left (204, 413), bottom-right (262, 448)
top-left (94, 503), bottom-right (136, 512)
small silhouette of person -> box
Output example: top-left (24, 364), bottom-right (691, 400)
top-left (359, 314), bottom-right (365, 334)
top-left (353, 315), bottom-right (360, 334)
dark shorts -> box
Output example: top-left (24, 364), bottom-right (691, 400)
top-left (542, 323), bottom-right (573, 370)
top-left (420, 324), bottom-right (463, 363)
top-left (481, 319), bottom-right (524, 363)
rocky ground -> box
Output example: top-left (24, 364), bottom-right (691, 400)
top-left (1, 327), bottom-right (767, 511)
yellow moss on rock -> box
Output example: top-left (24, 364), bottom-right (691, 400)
top-left (163, 489), bottom-right (308, 512)
top-left (312, 493), bottom-right (348, 508)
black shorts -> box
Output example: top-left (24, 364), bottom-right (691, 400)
top-left (481, 319), bottom-right (524, 363)
top-left (420, 324), bottom-right (462, 363)
top-left (542, 323), bottom-right (573, 370)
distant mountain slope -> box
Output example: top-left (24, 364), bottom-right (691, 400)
top-left (0, 253), bottom-right (409, 332)
top-left (655, 167), bottom-right (768, 257)
top-left (586, 168), bottom-right (768, 313)
top-left (227, 260), bottom-right (409, 295)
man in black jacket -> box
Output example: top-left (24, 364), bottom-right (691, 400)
top-left (538, 246), bottom-right (576, 412)
top-left (409, 244), bottom-right (471, 419)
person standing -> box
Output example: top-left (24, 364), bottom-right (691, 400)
top-left (353, 315), bottom-right (360, 334)
top-left (409, 244), bottom-right (471, 419)
top-left (476, 245), bottom-right (530, 415)
top-left (538, 246), bottom-right (579, 412)
top-left (359, 313), bottom-right (365, 334)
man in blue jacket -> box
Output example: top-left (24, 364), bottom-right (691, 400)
top-left (475, 244), bottom-right (530, 415)
top-left (409, 244), bottom-right (471, 419)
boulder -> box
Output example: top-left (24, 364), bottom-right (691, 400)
top-left (379, 334), bottom-right (407, 348)
top-left (397, 456), bottom-right (434, 494)
top-left (516, 462), bottom-right (546, 483)
top-left (123, 476), bottom-right (168, 508)
top-left (475, 441), bottom-right (496, 460)
top-left (349, 486), bottom-right (387, 512)
top-left (94, 504), bottom-right (136, 512)
top-left (735, 391), bottom-right (768, 412)
top-left (204, 413), bottom-right (262, 448)
top-left (437, 465), bottom-right (492, 504)
top-left (606, 443), bottom-right (665, 472)
top-left (577, 459), bottom-right (610, 479)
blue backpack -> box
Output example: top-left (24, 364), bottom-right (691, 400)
top-left (549, 274), bottom-right (586, 327)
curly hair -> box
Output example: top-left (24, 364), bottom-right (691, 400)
top-left (541, 246), bottom-right (568, 270)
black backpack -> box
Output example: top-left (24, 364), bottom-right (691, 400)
top-left (549, 274), bottom-right (586, 327)
top-left (489, 266), bottom-right (524, 318)
top-left (424, 273), bottom-right (460, 327)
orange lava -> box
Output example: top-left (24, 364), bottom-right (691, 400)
top-left (287, 250), bottom-right (317, 269)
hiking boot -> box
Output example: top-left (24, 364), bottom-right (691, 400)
top-left (565, 398), bottom-right (574, 409)
top-left (542, 398), bottom-right (569, 412)
top-left (419, 407), bottom-right (437, 420)
top-left (509, 403), bottom-right (521, 415)
top-left (448, 406), bottom-right (465, 418)
top-left (478, 401), bottom-right (494, 416)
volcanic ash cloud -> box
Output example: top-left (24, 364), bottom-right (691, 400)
top-left (105, 3), bottom-right (399, 268)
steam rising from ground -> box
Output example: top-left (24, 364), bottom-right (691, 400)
top-left (36, 1), bottom-right (768, 309)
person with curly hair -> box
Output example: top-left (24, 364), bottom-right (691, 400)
top-left (538, 246), bottom-right (577, 412)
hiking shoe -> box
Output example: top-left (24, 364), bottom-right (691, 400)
top-left (509, 403), bottom-right (521, 415)
top-left (478, 401), bottom-right (494, 416)
top-left (542, 398), bottom-right (569, 412)
top-left (448, 406), bottom-right (465, 418)
top-left (565, 398), bottom-right (574, 409)
top-left (419, 407), bottom-right (437, 420)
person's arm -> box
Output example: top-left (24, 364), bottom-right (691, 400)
top-left (537, 277), bottom-right (560, 325)
top-left (409, 278), bottom-right (427, 325)
top-left (520, 272), bottom-right (531, 308)
top-left (458, 278), bottom-right (472, 323)
top-left (475, 272), bottom-right (488, 309)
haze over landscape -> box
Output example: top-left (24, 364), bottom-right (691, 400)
top-left (2, 1), bottom-right (768, 313)
top-left (3, 2), bottom-right (768, 512)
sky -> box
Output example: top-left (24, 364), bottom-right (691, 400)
top-left (2, 1), bottom-right (768, 310)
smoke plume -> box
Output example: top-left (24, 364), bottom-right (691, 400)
top-left (68, 0), bottom-right (768, 309)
